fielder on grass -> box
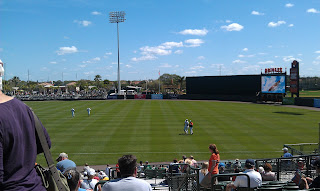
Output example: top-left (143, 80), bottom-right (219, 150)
top-left (87, 108), bottom-right (91, 116)
top-left (71, 108), bottom-right (75, 117)
top-left (184, 119), bottom-right (189, 134)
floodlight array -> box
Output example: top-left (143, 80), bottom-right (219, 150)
top-left (109, 11), bottom-right (126, 23)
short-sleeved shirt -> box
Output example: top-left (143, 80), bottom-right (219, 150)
top-left (0, 98), bottom-right (51, 191)
top-left (102, 177), bottom-right (152, 191)
top-left (234, 169), bottom-right (262, 188)
top-left (283, 152), bottom-right (293, 158)
top-left (56, 159), bottom-right (76, 173)
top-left (208, 153), bottom-right (220, 174)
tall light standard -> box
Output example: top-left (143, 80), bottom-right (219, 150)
top-left (109, 11), bottom-right (126, 95)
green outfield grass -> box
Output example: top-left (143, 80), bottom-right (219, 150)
top-left (25, 100), bottom-right (320, 166)
top-left (300, 90), bottom-right (320, 97)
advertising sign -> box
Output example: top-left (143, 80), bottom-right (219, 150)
top-left (107, 95), bottom-right (117, 99)
top-left (169, 94), bottom-right (179, 99)
top-left (261, 75), bottom-right (285, 93)
top-left (151, 94), bottom-right (163, 99)
top-left (134, 94), bottom-right (146, 99)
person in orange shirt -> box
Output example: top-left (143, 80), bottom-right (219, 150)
top-left (208, 144), bottom-right (220, 184)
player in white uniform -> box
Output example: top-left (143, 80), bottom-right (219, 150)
top-left (71, 108), bottom-right (75, 117)
top-left (87, 108), bottom-right (91, 116)
top-left (184, 119), bottom-right (189, 134)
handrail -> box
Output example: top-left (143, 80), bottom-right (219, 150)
top-left (211, 173), bottom-right (250, 191)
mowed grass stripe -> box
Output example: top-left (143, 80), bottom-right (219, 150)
top-left (24, 100), bottom-right (319, 165)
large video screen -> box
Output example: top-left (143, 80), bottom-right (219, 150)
top-left (261, 75), bottom-right (285, 93)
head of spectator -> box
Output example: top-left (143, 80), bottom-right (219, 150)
top-left (145, 161), bottom-right (149, 165)
top-left (245, 159), bottom-right (255, 169)
top-left (173, 158), bottom-right (178, 163)
top-left (182, 155), bottom-right (187, 161)
top-left (139, 161), bottom-right (143, 166)
top-left (87, 168), bottom-right (96, 180)
top-left (258, 167), bottom-right (265, 174)
top-left (178, 160), bottom-right (184, 163)
top-left (56, 152), bottom-right (68, 162)
top-left (282, 147), bottom-right (289, 153)
top-left (313, 159), bottom-right (320, 173)
top-left (219, 162), bottom-right (226, 170)
top-left (201, 162), bottom-right (209, 175)
top-left (190, 155), bottom-right (194, 160)
top-left (263, 163), bottom-right (272, 172)
top-left (208, 144), bottom-right (219, 154)
top-left (63, 169), bottom-right (81, 191)
top-left (118, 155), bottom-right (138, 178)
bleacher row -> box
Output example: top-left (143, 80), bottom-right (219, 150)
top-left (90, 154), bottom-right (320, 191)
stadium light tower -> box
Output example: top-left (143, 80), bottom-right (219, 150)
top-left (109, 11), bottom-right (126, 95)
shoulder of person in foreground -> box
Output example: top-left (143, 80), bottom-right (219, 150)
top-left (102, 177), bottom-right (152, 191)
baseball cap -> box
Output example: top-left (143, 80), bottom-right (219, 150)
top-left (87, 168), bottom-right (96, 176)
top-left (245, 159), bottom-right (255, 167)
top-left (218, 162), bottom-right (226, 168)
top-left (313, 158), bottom-right (320, 168)
top-left (56, 152), bottom-right (68, 161)
top-left (282, 147), bottom-right (288, 152)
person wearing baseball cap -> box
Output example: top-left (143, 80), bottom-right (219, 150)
top-left (303, 158), bottom-right (320, 189)
top-left (56, 152), bottom-right (76, 173)
top-left (226, 159), bottom-right (262, 191)
top-left (282, 147), bottom-right (293, 158)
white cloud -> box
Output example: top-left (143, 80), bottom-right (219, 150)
top-left (232, 60), bottom-right (247, 64)
top-left (63, 36), bottom-right (69, 39)
top-left (174, 50), bottom-right (183, 54)
top-left (315, 50), bottom-right (320, 54)
top-left (190, 65), bottom-right (204, 70)
top-left (238, 54), bottom-right (255, 58)
top-left (125, 64), bottom-right (132, 68)
top-left (251, 11), bottom-right (264, 15)
top-left (185, 71), bottom-right (197, 74)
top-left (56, 46), bottom-right (78, 55)
top-left (283, 56), bottom-right (302, 62)
top-left (131, 55), bottom-right (157, 62)
top-left (221, 23), bottom-right (244, 31)
top-left (178, 28), bottom-right (208, 36)
top-left (226, 20), bottom-right (232, 23)
top-left (258, 61), bottom-right (274, 65)
top-left (140, 46), bottom-right (171, 56)
top-left (184, 39), bottom-right (204, 47)
top-left (307, 8), bottom-right (320, 13)
top-left (243, 48), bottom-right (248, 52)
top-left (288, 24), bottom-right (294, 27)
top-left (198, 56), bottom-right (205, 60)
top-left (79, 64), bottom-right (87, 68)
top-left (285, 3), bottom-right (294, 8)
top-left (317, 56), bottom-right (320, 60)
top-left (92, 57), bottom-right (100, 61)
top-left (74, 20), bottom-right (92, 27)
top-left (91, 11), bottom-right (102, 15)
top-left (160, 63), bottom-right (172, 68)
top-left (105, 52), bottom-right (112, 55)
top-left (50, 61), bottom-right (57, 64)
top-left (268, 21), bottom-right (286, 27)
top-left (161, 41), bottom-right (183, 49)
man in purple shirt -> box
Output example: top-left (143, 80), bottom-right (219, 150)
top-left (0, 61), bottom-right (51, 191)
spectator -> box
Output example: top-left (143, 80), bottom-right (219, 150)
top-left (261, 163), bottom-right (276, 181)
top-left (208, 144), bottom-right (220, 184)
top-left (199, 162), bottom-right (209, 183)
top-left (98, 171), bottom-right (109, 181)
top-left (144, 161), bottom-right (152, 170)
top-left (218, 163), bottom-right (230, 181)
top-left (56, 152), bottom-right (77, 173)
top-left (190, 155), bottom-right (198, 167)
top-left (227, 159), bottom-right (262, 191)
top-left (226, 161), bottom-right (232, 169)
top-left (182, 155), bottom-right (187, 162)
top-left (0, 62), bottom-right (52, 191)
top-left (233, 159), bottom-right (241, 169)
top-left (81, 168), bottom-right (100, 190)
top-left (170, 159), bottom-right (179, 174)
top-left (300, 158), bottom-right (320, 189)
top-left (105, 164), bottom-right (111, 178)
top-left (102, 155), bottom-right (152, 191)
top-left (116, 163), bottom-right (121, 178)
top-left (282, 147), bottom-right (293, 158)
top-left (63, 169), bottom-right (86, 191)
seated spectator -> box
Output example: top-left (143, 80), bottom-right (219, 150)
top-left (170, 159), bottom-right (179, 174)
top-left (56, 152), bottom-right (77, 173)
top-left (81, 168), bottom-right (100, 190)
top-left (227, 159), bottom-right (262, 191)
top-left (63, 169), bottom-right (86, 191)
top-left (98, 170), bottom-right (109, 181)
top-left (105, 164), bottom-right (111, 178)
top-left (233, 159), bottom-right (241, 169)
top-left (189, 155), bottom-right (198, 167)
top-left (218, 163), bottom-right (230, 181)
top-left (144, 161), bottom-right (152, 170)
top-left (301, 158), bottom-right (320, 189)
top-left (261, 163), bottom-right (276, 181)
top-left (102, 155), bottom-right (152, 191)
top-left (226, 161), bottom-right (232, 169)
top-left (199, 162), bottom-right (209, 183)
top-left (282, 147), bottom-right (293, 158)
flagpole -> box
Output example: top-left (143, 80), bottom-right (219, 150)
top-left (159, 70), bottom-right (161, 94)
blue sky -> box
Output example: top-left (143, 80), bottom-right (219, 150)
top-left (0, 0), bottom-right (320, 81)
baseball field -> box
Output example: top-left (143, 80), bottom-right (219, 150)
top-left (25, 100), bottom-right (319, 166)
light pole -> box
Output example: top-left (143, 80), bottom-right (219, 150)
top-left (109, 11), bottom-right (126, 95)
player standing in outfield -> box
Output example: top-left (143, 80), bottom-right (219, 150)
top-left (189, 120), bottom-right (194, 135)
top-left (71, 108), bottom-right (75, 117)
top-left (87, 108), bottom-right (91, 116)
top-left (184, 119), bottom-right (189, 134)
